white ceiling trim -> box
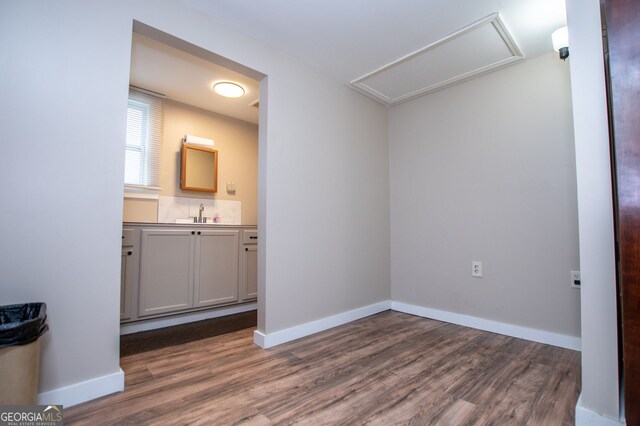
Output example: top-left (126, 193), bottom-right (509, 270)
top-left (350, 13), bottom-right (524, 106)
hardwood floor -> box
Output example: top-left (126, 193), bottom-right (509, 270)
top-left (120, 311), bottom-right (257, 357)
top-left (65, 311), bottom-right (580, 425)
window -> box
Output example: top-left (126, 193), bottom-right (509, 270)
top-left (124, 87), bottom-right (164, 191)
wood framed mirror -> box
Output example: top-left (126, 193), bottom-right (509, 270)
top-left (180, 143), bottom-right (218, 192)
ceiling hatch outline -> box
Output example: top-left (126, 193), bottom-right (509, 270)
top-left (350, 13), bottom-right (524, 106)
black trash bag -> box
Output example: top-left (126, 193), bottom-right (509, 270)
top-left (0, 303), bottom-right (48, 349)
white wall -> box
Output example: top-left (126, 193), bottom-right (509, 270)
top-left (567, 0), bottom-right (621, 421)
top-left (389, 53), bottom-right (581, 338)
top-left (0, 0), bottom-right (132, 402)
top-left (164, 100), bottom-right (258, 224)
top-left (261, 67), bottom-right (390, 332)
top-left (0, 0), bottom-right (390, 404)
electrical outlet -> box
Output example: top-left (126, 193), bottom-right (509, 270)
top-left (570, 270), bottom-right (581, 289)
top-left (472, 261), bottom-right (483, 278)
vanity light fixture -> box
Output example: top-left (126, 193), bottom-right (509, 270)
top-left (552, 26), bottom-right (569, 61)
top-left (212, 81), bottom-right (245, 98)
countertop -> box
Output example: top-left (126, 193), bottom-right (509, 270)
top-left (123, 222), bottom-right (257, 229)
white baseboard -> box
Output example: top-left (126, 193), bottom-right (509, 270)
top-left (253, 300), bottom-right (581, 351)
top-left (38, 368), bottom-right (124, 408)
top-left (575, 394), bottom-right (625, 425)
top-left (253, 330), bottom-right (266, 347)
top-left (253, 301), bottom-right (391, 348)
top-left (120, 303), bottom-right (257, 335)
top-left (391, 301), bottom-right (582, 351)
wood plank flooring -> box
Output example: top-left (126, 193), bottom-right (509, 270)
top-left (120, 311), bottom-right (257, 357)
top-left (64, 311), bottom-right (580, 425)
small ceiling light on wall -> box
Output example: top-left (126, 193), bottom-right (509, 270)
top-left (212, 81), bottom-right (245, 98)
top-left (552, 26), bottom-right (569, 61)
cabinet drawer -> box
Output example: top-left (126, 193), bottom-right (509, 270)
top-left (243, 230), bottom-right (258, 244)
top-left (122, 228), bottom-right (137, 247)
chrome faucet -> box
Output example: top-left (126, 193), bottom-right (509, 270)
top-left (198, 204), bottom-right (204, 223)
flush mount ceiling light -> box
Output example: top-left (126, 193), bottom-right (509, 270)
top-left (212, 81), bottom-right (245, 98)
top-left (552, 26), bottom-right (569, 60)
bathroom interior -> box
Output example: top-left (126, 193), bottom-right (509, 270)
top-left (119, 25), bottom-right (260, 354)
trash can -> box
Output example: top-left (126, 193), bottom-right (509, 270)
top-left (0, 303), bottom-right (48, 405)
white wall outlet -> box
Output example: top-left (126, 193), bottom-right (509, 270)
top-left (570, 270), bottom-right (581, 289)
top-left (472, 261), bottom-right (483, 278)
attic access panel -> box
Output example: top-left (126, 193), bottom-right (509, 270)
top-left (350, 13), bottom-right (523, 105)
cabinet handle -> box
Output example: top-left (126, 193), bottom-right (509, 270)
top-left (127, 251), bottom-right (133, 256)
top-left (197, 231), bottom-right (201, 235)
top-left (191, 231), bottom-right (195, 235)
top-left (245, 248), bottom-right (248, 251)
top-left (250, 236), bottom-right (258, 239)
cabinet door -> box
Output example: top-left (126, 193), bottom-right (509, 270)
top-left (194, 230), bottom-right (239, 308)
top-left (241, 245), bottom-right (258, 301)
top-left (120, 248), bottom-right (134, 320)
top-left (121, 227), bottom-right (140, 322)
top-left (139, 229), bottom-right (195, 317)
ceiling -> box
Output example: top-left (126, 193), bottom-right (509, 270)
top-left (129, 33), bottom-right (260, 124)
top-left (132, 1), bottom-right (567, 115)
top-left (183, 0), bottom-right (567, 105)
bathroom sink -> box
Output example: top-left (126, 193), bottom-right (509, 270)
top-left (175, 219), bottom-right (194, 224)
top-left (175, 218), bottom-right (221, 225)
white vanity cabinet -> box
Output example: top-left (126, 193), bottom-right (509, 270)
top-left (124, 223), bottom-right (255, 323)
top-left (194, 230), bottom-right (240, 308)
top-left (240, 230), bottom-right (258, 301)
top-left (139, 229), bottom-right (195, 317)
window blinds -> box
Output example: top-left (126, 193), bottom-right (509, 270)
top-left (125, 87), bottom-right (164, 189)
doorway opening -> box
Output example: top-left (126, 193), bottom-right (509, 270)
top-left (118, 21), bottom-right (267, 358)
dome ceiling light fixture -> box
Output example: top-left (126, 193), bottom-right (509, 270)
top-left (212, 81), bottom-right (246, 98)
top-left (552, 26), bottom-right (569, 61)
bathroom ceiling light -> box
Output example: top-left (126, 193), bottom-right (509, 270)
top-left (552, 26), bottom-right (569, 60)
top-left (212, 81), bottom-right (245, 98)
